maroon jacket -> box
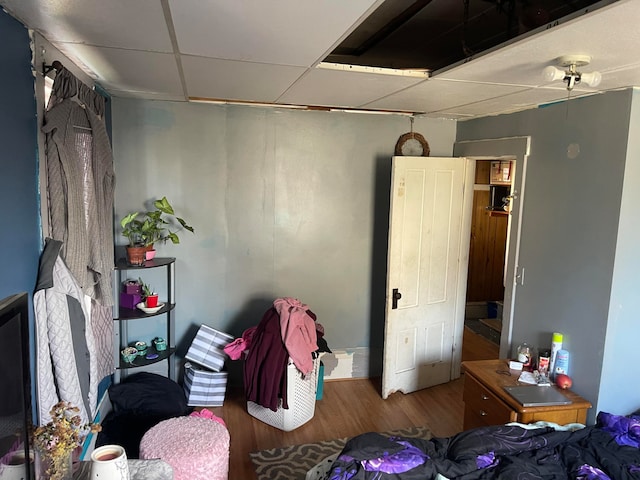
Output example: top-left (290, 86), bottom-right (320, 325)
top-left (243, 307), bottom-right (290, 411)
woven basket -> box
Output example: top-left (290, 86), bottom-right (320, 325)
top-left (247, 357), bottom-right (319, 431)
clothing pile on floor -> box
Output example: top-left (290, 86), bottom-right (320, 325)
top-left (224, 297), bottom-right (330, 412)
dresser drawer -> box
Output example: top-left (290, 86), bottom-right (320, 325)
top-left (463, 374), bottom-right (515, 429)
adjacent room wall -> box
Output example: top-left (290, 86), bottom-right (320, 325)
top-left (0, 8), bottom-right (40, 405)
top-left (598, 87), bottom-right (640, 416)
top-left (111, 98), bottom-right (456, 381)
top-left (457, 90), bottom-right (637, 423)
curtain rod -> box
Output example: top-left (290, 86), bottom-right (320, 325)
top-left (42, 60), bottom-right (63, 77)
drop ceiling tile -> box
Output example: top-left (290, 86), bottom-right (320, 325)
top-left (169, 0), bottom-right (382, 67)
top-left (437, 86), bottom-right (584, 118)
top-left (182, 55), bottom-right (306, 102)
top-left (364, 79), bottom-right (527, 113)
top-left (1, 0), bottom-right (172, 51)
top-left (278, 68), bottom-right (426, 108)
top-left (436, 0), bottom-right (640, 87)
top-left (64, 45), bottom-right (183, 97)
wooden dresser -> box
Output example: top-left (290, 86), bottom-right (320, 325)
top-left (462, 359), bottom-right (591, 430)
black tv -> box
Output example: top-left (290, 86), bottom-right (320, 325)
top-left (0, 292), bottom-right (32, 479)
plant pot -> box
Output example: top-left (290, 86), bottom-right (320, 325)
top-left (126, 246), bottom-right (146, 266)
top-left (145, 295), bottom-right (159, 308)
top-left (145, 249), bottom-right (157, 260)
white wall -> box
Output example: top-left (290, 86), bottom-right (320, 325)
top-left (111, 98), bottom-right (456, 382)
top-left (598, 88), bottom-right (640, 416)
top-left (457, 89), bottom-right (638, 423)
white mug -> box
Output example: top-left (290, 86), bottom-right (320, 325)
top-left (90, 445), bottom-right (129, 480)
top-left (0, 450), bottom-right (33, 480)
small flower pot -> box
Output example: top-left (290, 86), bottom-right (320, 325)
top-left (134, 341), bottom-right (148, 356)
top-left (145, 249), bottom-right (157, 261)
top-left (153, 337), bottom-right (167, 351)
top-left (121, 347), bottom-right (138, 364)
top-left (145, 295), bottom-right (159, 308)
top-left (126, 246), bottom-right (146, 266)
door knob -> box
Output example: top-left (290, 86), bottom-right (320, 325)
top-left (392, 288), bottom-right (402, 309)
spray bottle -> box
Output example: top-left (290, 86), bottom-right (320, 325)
top-left (549, 332), bottom-right (563, 380)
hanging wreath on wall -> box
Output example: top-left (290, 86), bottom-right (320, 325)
top-left (394, 117), bottom-right (430, 156)
top-left (394, 132), bottom-right (430, 156)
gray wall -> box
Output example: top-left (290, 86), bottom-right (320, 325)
top-left (111, 98), bottom-right (456, 381)
top-left (457, 90), bottom-right (637, 423)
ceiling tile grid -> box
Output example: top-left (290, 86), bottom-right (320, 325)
top-left (169, 0), bottom-right (382, 67)
top-left (1, 0), bottom-right (639, 119)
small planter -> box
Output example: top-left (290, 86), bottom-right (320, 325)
top-left (145, 249), bottom-right (157, 260)
top-left (145, 294), bottom-right (159, 308)
top-left (153, 337), bottom-right (167, 351)
top-left (126, 246), bottom-right (146, 266)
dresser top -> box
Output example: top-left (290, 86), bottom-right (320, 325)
top-left (462, 359), bottom-right (592, 413)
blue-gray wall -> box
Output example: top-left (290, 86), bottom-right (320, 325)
top-left (111, 98), bottom-right (457, 382)
top-left (0, 8), bottom-right (40, 413)
top-left (457, 90), bottom-right (638, 423)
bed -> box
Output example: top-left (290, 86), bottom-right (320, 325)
top-left (323, 410), bottom-right (640, 479)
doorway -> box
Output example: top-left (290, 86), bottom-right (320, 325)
top-left (452, 136), bottom-right (530, 373)
top-left (462, 159), bottom-right (511, 362)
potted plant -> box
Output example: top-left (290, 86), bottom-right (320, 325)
top-left (139, 278), bottom-right (159, 308)
top-left (120, 212), bottom-right (146, 265)
top-left (141, 197), bottom-right (194, 252)
top-left (120, 197), bottom-right (195, 264)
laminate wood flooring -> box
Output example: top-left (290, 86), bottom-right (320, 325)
top-left (207, 376), bottom-right (465, 479)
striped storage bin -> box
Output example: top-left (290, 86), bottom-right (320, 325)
top-left (183, 362), bottom-right (228, 407)
top-left (184, 324), bottom-right (234, 372)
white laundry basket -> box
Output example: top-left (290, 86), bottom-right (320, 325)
top-left (247, 356), bottom-right (319, 431)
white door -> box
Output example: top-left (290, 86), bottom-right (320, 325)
top-left (382, 156), bottom-right (473, 398)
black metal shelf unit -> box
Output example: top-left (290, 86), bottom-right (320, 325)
top-left (112, 257), bottom-right (176, 382)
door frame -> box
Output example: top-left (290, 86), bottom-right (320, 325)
top-left (453, 136), bottom-right (530, 375)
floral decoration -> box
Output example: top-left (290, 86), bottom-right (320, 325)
top-left (31, 402), bottom-right (101, 480)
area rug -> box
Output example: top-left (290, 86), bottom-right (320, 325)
top-left (250, 425), bottom-right (431, 480)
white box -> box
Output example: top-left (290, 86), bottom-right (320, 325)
top-left (185, 324), bottom-right (235, 372)
top-left (247, 357), bottom-right (319, 431)
top-left (183, 362), bottom-right (228, 407)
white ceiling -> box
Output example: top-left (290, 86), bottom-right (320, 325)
top-left (2, 0), bottom-right (640, 119)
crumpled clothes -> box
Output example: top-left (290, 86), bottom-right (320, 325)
top-left (223, 326), bottom-right (257, 360)
top-left (189, 407), bottom-right (226, 428)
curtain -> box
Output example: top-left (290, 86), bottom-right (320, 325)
top-left (38, 65), bottom-right (115, 421)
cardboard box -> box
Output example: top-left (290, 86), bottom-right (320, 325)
top-left (184, 324), bottom-right (234, 372)
top-left (183, 362), bottom-right (228, 407)
top-left (120, 292), bottom-right (142, 310)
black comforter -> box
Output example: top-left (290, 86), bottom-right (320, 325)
top-left (327, 411), bottom-right (640, 479)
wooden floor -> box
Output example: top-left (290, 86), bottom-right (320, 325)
top-left (209, 376), bottom-right (465, 479)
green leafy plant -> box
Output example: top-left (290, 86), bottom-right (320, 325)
top-left (119, 197), bottom-right (195, 247)
top-left (142, 197), bottom-right (194, 246)
top-left (120, 212), bottom-right (144, 246)
top-left (138, 278), bottom-right (156, 298)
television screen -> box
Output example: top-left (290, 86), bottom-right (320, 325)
top-left (0, 293), bottom-right (32, 479)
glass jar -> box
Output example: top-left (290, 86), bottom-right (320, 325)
top-left (516, 342), bottom-right (535, 371)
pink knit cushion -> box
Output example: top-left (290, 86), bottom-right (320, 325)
top-left (139, 416), bottom-right (230, 480)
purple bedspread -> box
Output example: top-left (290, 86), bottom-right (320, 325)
top-left (327, 411), bottom-right (640, 479)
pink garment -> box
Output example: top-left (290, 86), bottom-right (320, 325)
top-left (189, 408), bottom-right (226, 428)
top-left (223, 326), bottom-right (256, 360)
top-left (274, 297), bottom-right (318, 375)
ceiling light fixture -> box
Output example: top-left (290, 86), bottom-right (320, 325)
top-left (542, 55), bottom-right (601, 91)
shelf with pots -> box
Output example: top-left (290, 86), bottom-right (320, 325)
top-left (112, 257), bottom-right (177, 382)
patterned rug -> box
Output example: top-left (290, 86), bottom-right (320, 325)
top-left (250, 425), bottom-right (432, 480)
